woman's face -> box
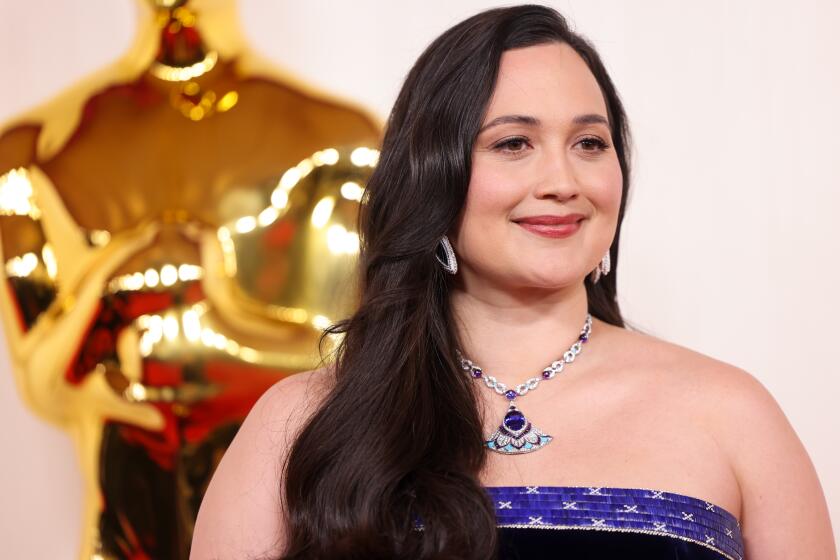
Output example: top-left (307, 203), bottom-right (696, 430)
top-left (453, 42), bottom-right (622, 293)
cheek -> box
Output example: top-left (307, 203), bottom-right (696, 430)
top-left (463, 165), bottom-right (522, 220)
top-left (459, 166), bottom-right (524, 239)
top-left (585, 159), bottom-right (623, 216)
top-left (451, 165), bottom-right (521, 266)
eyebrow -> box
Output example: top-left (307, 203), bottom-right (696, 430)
top-left (478, 113), bottom-right (609, 134)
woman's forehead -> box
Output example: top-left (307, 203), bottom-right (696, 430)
top-left (486, 43), bottom-right (607, 124)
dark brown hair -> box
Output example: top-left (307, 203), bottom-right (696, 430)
top-left (278, 5), bottom-right (633, 558)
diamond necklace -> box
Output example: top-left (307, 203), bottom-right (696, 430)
top-left (456, 313), bottom-right (593, 455)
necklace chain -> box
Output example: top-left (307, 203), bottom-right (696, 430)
top-left (456, 313), bottom-right (593, 400)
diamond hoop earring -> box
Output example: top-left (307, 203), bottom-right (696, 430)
top-left (435, 235), bottom-right (458, 274)
top-left (590, 250), bottom-right (611, 283)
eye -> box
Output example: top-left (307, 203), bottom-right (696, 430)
top-left (577, 136), bottom-right (610, 153)
top-left (492, 136), bottom-right (531, 154)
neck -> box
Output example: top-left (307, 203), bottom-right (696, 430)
top-left (450, 278), bottom-right (593, 387)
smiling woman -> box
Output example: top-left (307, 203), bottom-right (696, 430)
top-left (461, 41), bottom-right (622, 292)
top-left (191, 4), bottom-right (837, 560)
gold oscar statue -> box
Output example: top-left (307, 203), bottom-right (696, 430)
top-left (0, 0), bottom-right (381, 557)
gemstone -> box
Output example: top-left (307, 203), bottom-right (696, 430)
top-left (503, 410), bottom-right (526, 431)
top-left (504, 389), bottom-right (516, 400)
top-left (542, 369), bottom-right (552, 379)
top-left (471, 367), bottom-right (483, 378)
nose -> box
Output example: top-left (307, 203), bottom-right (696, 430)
top-left (532, 149), bottom-right (580, 201)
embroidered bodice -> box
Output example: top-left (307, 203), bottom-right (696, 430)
top-left (487, 485), bottom-right (744, 560)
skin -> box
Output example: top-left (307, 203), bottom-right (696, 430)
top-left (451, 42), bottom-right (836, 559)
top-left (190, 42), bottom-right (837, 559)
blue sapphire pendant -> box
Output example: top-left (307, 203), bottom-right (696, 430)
top-left (485, 402), bottom-right (552, 454)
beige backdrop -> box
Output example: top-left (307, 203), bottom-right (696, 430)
top-left (1, 0), bottom-right (837, 557)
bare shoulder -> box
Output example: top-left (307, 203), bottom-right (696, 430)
top-left (594, 321), bottom-right (759, 411)
top-left (190, 367), bottom-right (335, 560)
top-left (694, 361), bottom-right (836, 558)
top-left (612, 325), bottom-right (837, 559)
top-left (603, 322), bottom-right (786, 411)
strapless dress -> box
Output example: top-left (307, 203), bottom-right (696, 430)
top-left (416, 485), bottom-right (744, 560)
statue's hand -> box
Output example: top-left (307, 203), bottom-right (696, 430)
top-left (18, 219), bottom-right (163, 428)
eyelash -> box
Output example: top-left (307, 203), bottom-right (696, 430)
top-left (492, 136), bottom-right (610, 155)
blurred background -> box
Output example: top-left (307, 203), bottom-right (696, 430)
top-left (0, 0), bottom-right (837, 558)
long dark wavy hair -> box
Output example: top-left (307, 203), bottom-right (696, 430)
top-left (278, 5), bottom-right (634, 559)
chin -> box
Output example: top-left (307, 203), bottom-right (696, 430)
top-left (515, 271), bottom-right (583, 291)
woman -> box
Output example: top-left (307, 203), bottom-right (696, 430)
top-left (191, 5), bottom-right (836, 559)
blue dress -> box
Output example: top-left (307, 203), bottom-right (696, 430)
top-left (488, 485), bottom-right (744, 560)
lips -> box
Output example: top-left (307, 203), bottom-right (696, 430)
top-left (513, 214), bottom-right (585, 239)
top-left (513, 214), bottom-right (586, 225)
